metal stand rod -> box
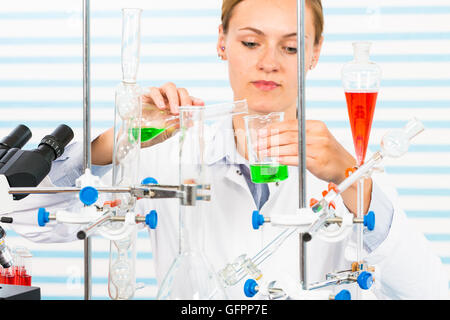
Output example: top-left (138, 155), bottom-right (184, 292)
top-left (297, 0), bottom-right (308, 290)
top-left (82, 0), bottom-right (92, 301)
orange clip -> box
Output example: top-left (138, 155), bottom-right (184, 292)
top-left (328, 182), bottom-right (338, 193)
top-left (105, 199), bottom-right (122, 208)
top-left (322, 190), bottom-right (328, 197)
top-left (309, 198), bottom-right (319, 208)
top-left (345, 167), bottom-right (357, 178)
top-left (328, 201), bottom-right (336, 210)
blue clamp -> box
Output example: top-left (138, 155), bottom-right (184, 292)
top-left (364, 211), bottom-right (375, 231)
top-left (79, 186), bottom-right (98, 206)
top-left (145, 210), bottom-right (158, 229)
top-left (252, 211), bottom-right (265, 230)
top-left (334, 289), bottom-right (351, 300)
top-left (244, 279), bottom-right (259, 298)
top-left (141, 177), bottom-right (158, 185)
top-left (357, 271), bottom-right (373, 290)
top-left (37, 208), bottom-right (50, 227)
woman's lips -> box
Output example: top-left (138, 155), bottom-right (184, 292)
top-left (251, 80), bottom-right (280, 91)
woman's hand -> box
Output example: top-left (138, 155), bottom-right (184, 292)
top-left (257, 119), bottom-right (355, 184)
top-left (91, 83), bottom-right (204, 165)
top-left (144, 82), bottom-right (204, 115)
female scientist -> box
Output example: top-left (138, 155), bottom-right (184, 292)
top-left (13, 0), bottom-right (448, 299)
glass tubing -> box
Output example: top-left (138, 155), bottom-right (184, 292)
top-left (222, 118), bottom-right (424, 287)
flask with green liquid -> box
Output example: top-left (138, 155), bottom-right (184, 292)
top-left (129, 102), bottom-right (179, 144)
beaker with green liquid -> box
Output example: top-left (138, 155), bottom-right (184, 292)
top-left (244, 112), bottom-right (289, 184)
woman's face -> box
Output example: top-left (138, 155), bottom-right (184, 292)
top-left (218, 0), bottom-right (323, 117)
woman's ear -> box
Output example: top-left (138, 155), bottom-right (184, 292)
top-left (310, 35), bottom-right (324, 70)
top-left (217, 25), bottom-right (227, 60)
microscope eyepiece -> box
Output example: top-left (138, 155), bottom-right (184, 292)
top-left (0, 124), bottom-right (32, 150)
top-left (0, 124), bottom-right (75, 200)
top-left (38, 124), bottom-right (74, 160)
top-left (0, 125), bottom-right (32, 161)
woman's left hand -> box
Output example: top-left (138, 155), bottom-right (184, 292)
top-left (257, 119), bottom-right (356, 184)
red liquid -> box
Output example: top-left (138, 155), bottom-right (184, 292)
top-left (345, 91), bottom-right (378, 165)
top-left (20, 274), bottom-right (32, 286)
top-left (13, 266), bottom-right (21, 285)
top-left (5, 270), bottom-right (15, 284)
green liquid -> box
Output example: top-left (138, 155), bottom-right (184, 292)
top-left (250, 164), bottom-right (289, 184)
top-left (130, 127), bottom-right (166, 142)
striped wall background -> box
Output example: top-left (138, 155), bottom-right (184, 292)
top-left (0, 0), bottom-right (449, 299)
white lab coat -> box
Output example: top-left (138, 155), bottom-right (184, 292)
top-left (8, 116), bottom-right (448, 300)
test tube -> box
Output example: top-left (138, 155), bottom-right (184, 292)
top-left (20, 250), bottom-right (32, 286)
top-left (13, 247), bottom-right (32, 286)
top-left (4, 266), bottom-right (14, 284)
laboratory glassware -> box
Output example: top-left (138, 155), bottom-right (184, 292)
top-left (108, 8), bottom-right (143, 300)
top-left (134, 99), bottom-right (249, 148)
top-left (244, 112), bottom-right (288, 183)
top-left (156, 106), bottom-right (227, 300)
top-left (219, 118), bottom-right (423, 294)
top-left (341, 42), bottom-right (381, 288)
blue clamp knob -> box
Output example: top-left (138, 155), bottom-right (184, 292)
top-left (244, 279), bottom-right (259, 298)
top-left (364, 211), bottom-right (375, 231)
top-left (334, 289), bottom-right (351, 300)
top-left (79, 186), bottom-right (98, 206)
top-left (38, 208), bottom-right (50, 227)
top-left (141, 177), bottom-right (158, 185)
top-left (252, 210), bottom-right (265, 230)
top-left (357, 271), bottom-right (373, 290)
top-left (145, 210), bottom-right (158, 229)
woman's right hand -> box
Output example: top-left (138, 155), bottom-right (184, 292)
top-left (144, 82), bottom-right (204, 115)
top-left (91, 83), bottom-right (204, 165)
top-left (141, 82), bottom-right (204, 148)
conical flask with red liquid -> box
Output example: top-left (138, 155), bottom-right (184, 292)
top-left (342, 42), bottom-right (381, 165)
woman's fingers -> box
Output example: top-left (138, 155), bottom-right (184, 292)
top-left (191, 96), bottom-right (205, 106)
top-left (177, 87), bottom-right (193, 107)
top-left (260, 144), bottom-right (298, 159)
top-left (143, 87), bottom-right (167, 109)
top-left (161, 82), bottom-right (181, 114)
top-left (143, 83), bottom-right (204, 114)
top-left (257, 130), bottom-right (298, 150)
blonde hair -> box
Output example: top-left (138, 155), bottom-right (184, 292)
top-left (221, 0), bottom-right (324, 45)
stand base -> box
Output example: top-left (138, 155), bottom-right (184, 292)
top-left (0, 284), bottom-right (41, 300)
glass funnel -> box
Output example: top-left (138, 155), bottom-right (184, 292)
top-left (342, 42), bottom-right (381, 166)
top-left (156, 106), bottom-right (227, 300)
top-left (341, 41), bottom-right (381, 299)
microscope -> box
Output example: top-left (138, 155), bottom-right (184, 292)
top-left (0, 123), bottom-right (74, 299)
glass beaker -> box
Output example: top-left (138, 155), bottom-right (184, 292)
top-left (156, 106), bottom-right (227, 300)
top-left (244, 112), bottom-right (288, 184)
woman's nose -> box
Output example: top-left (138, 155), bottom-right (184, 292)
top-left (257, 47), bottom-right (280, 73)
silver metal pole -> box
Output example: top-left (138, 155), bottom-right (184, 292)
top-left (297, 0), bottom-right (306, 208)
top-left (82, 0), bottom-right (92, 300)
top-left (297, 0), bottom-right (309, 290)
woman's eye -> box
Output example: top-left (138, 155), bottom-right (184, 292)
top-left (284, 46), bottom-right (297, 54)
top-left (241, 41), bottom-right (259, 49)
